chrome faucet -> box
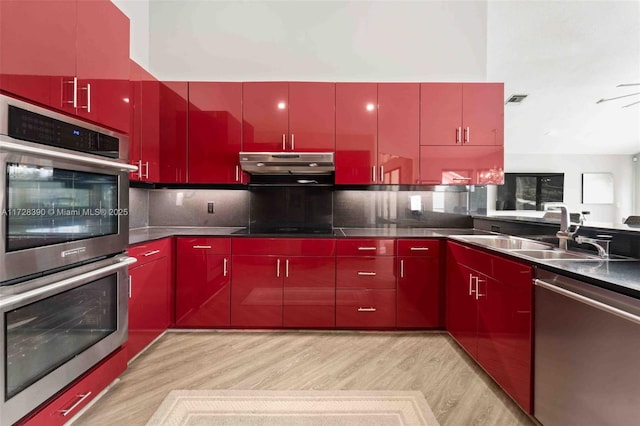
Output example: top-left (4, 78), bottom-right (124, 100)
top-left (574, 235), bottom-right (611, 258)
top-left (549, 204), bottom-right (579, 250)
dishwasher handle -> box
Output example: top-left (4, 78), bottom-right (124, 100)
top-left (534, 279), bottom-right (640, 326)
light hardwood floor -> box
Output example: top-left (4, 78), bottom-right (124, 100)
top-left (73, 331), bottom-right (535, 426)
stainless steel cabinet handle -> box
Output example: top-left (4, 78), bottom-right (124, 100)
top-left (357, 247), bottom-right (377, 251)
top-left (128, 275), bottom-right (132, 299)
top-left (192, 245), bottom-right (212, 249)
top-left (464, 126), bottom-right (470, 143)
top-left (276, 259), bottom-right (281, 277)
top-left (59, 392), bottom-right (92, 417)
top-left (282, 134), bottom-right (286, 151)
top-left (535, 279), bottom-right (640, 326)
top-left (235, 165), bottom-right (240, 182)
top-left (144, 161), bottom-right (149, 179)
top-left (285, 259), bottom-right (289, 278)
top-left (475, 278), bottom-right (486, 300)
top-left (80, 83), bottom-right (91, 112)
top-left (137, 160), bottom-right (143, 179)
top-left (143, 249), bottom-right (160, 257)
top-left (410, 247), bottom-right (430, 251)
top-left (456, 126), bottom-right (461, 143)
top-left (291, 134), bottom-right (295, 150)
top-left (357, 271), bottom-right (376, 276)
top-left (468, 274), bottom-right (476, 295)
top-left (400, 259), bottom-right (404, 278)
top-left (379, 166), bottom-right (384, 183)
top-left (223, 258), bottom-right (228, 277)
top-left (65, 77), bottom-right (78, 108)
top-left (453, 177), bottom-right (472, 181)
top-left (358, 307), bottom-right (377, 312)
top-left (372, 166), bottom-right (377, 183)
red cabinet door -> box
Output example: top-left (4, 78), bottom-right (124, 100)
top-left (176, 253), bottom-right (230, 327)
top-left (419, 145), bottom-right (504, 185)
top-left (189, 82), bottom-right (243, 183)
top-left (76, 0), bottom-right (130, 132)
top-left (445, 253), bottom-right (478, 357)
top-left (335, 83), bottom-right (378, 184)
top-left (159, 81), bottom-right (188, 183)
top-left (129, 61), bottom-right (143, 181)
top-left (283, 256), bottom-right (335, 328)
top-left (242, 82), bottom-right (289, 152)
top-left (462, 83), bottom-right (504, 146)
top-left (139, 77), bottom-right (161, 182)
top-left (128, 255), bottom-right (170, 361)
top-left (231, 256), bottom-right (283, 328)
top-left (397, 256), bottom-right (441, 328)
top-left (288, 82), bottom-right (335, 152)
top-left (420, 83), bottom-right (463, 146)
top-left (378, 83), bottom-right (420, 184)
top-left (0, 0), bottom-right (76, 111)
top-left (336, 289), bottom-right (396, 329)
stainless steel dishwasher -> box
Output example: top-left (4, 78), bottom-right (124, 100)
top-left (534, 269), bottom-right (640, 426)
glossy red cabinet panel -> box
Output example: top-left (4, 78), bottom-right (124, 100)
top-left (462, 83), bottom-right (504, 146)
top-left (177, 237), bottom-right (232, 255)
top-left (288, 82), bottom-right (335, 152)
top-left (129, 61), bottom-right (143, 181)
top-left (233, 238), bottom-right (336, 256)
top-left (446, 258), bottom-right (479, 356)
top-left (420, 83), bottom-right (463, 146)
top-left (159, 81), bottom-right (188, 183)
top-left (396, 239), bottom-right (440, 257)
top-left (231, 256), bottom-right (283, 328)
top-left (19, 348), bottom-right (126, 426)
top-left (397, 256), bottom-right (441, 328)
top-left (335, 83), bottom-right (378, 184)
top-left (283, 256), bottom-right (336, 328)
top-left (336, 257), bottom-right (396, 289)
top-left (378, 83), bottom-right (420, 184)
top-left (337, 239), bottom-right (395, 256)
top-left (189, 82), bottom-right (243, 183)
top-left (419, 145), bottom-right (504, 185)
top-left (0, 0), bottom-right (76, 110)
top-left (129, 61), bottom-right (160, 182)
top-left (242, 82), bottom-right (289, 152)
top-left (176, 253), bottom-right (230, 328)
top-left (336, 289), bottom-right (396, 329)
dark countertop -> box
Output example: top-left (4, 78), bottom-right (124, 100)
top-left (129, 226), bottom-right (245, 245)
top-left (336, 227), bottom-right (493, 238)
top-left (475, 214), bottom-right (640, 233)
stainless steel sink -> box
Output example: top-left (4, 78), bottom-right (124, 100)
top-left (455, 235), bottom-right (554, 250)
top-left (512, 250), bottom-right (601, 260)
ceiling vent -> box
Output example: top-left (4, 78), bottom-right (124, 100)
top-left (505, 94), bottom-right (528, 104)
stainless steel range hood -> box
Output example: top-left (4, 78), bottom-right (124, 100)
top-left (239, 152), bottom-right (334, 175)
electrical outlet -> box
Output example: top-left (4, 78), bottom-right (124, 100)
top-left (207, 202), bottom-right (215, 214)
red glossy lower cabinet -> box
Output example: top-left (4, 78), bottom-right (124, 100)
top-left (336, 289), bottom-right (396, 329)
top-left (446, 241), bottom-right (533, 414)
top-left (19, 348), bottom-right (127, 426)
top-left (336, 257), bottom-right (396, 289)
top-left (397, 256), bottom-right (441, 328)
top-left (231, 256), bottom-right (283, 328)
top-left (127, 238), bottom-right (172, 362)
top-left (283, 256), bottom-right (335, 328)
top-left (176, 238), bottom-right (231, 327)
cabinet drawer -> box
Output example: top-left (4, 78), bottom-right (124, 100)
top-left (128, 238), bottom-right (172, 264)
top-left (232, 238), bottom-right (336, 256)
top-left (397, 239), bottom-right (440, 257)
top-left (177, 237), bottom-right (231, 255)
top-left (336, 257), bottom-right (396, 289)
top-left (337, 239), bottom-right (395, 256)
top-left (336, 289), bottom-right (396, 328)
top-left (19, 348), bottom-right (127, 426)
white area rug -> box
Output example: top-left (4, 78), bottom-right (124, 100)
top-left (146, 390), bottom-right (440, 426)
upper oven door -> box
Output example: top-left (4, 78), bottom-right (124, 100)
top-left (0, 138), bottom-right (135, 284)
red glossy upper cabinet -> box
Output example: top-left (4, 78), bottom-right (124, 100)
top-left (129, 61), bottom-right (143, 181)
top-left (0, 0), bottom-right (77, 110)
top-left (462, 83), bottom-right (504, 146)
top-left (378, 83), bottom-right (420, 184)
top-left (420, 83), bottom-right (463, 146)
top-left (159, 82), bottom-right (188, 183)
top-left (288, 82), bottom-right (335, 152)
top-left (335, 83), bottom-right (378, 184)
top-left (76, 0), bottom-right (130, 133)
top-left (242, 82), bottom-right (289, 152)
top-left (129, 62), bottom-right (160, 182)
top-left (188, 82), bottom-right (244, 184)
top-left (419, 145), bottom-right (504, 185)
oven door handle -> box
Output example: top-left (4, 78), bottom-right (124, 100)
top-left (0, 138), bottom-right (138, 172)
top-left (1, 257), bottom-right (137, 308)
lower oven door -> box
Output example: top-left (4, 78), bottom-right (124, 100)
top-left (0, 255), bottom-right (135, 426)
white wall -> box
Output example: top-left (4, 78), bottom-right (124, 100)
top-left (487, 154), bottom-right (635, 226)
top-left (112, 0), bottom-right (150, 69)
top-left (148, 0), bottom-right (488, 81)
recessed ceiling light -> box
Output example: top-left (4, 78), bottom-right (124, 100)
top-left (505, 94), bottom-right (528, 104)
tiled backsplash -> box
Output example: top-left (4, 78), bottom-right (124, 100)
top-left (130, 187), bottom-right (480, 229)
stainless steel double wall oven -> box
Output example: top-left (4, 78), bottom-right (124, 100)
top-left (0, 94), bottom-right (136, 425)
